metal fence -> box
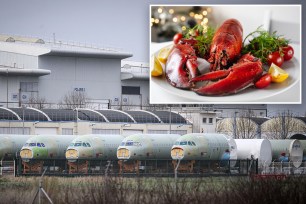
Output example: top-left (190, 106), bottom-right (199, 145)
top-left (260, 161), bottom-right (306, 175)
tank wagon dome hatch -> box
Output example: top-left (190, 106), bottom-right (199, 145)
top-left (173, 133), bottom-right (236, 163)
top-left (235, 139), bottom-right (272, 167)
top-left (270, 139), bottom-right (303, 168)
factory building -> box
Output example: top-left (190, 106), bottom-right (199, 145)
top-left (0, 34), bottom-right (271, 134)
top-left (0, 34), bottom-right (149, 109)
top-left (0, 107), bottom-right (191, 136)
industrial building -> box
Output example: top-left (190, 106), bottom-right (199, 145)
top-left (0, 34), bottom-right (149, 109)
top-left (0, 34), bottom-right (272, 134)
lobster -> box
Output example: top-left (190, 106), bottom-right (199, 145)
top-left (190, 53), bottom-right (263, 96)
top-left (165, 43), bottom-right (200, 89)
top-left (164, 18), bottom-right (263, 96)
top-left (208, 18), bottom-right (243, 71)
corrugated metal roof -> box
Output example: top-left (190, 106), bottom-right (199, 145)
top-left (10, 108), bottom-right (49, 121)
top-left (126, 110), bottom-right (161, 123)
top-left (0, 107), bottom-right (20, 120)
top-left (152, 110), bottom-right (188, 124)
top-left (96, 110), bottom-right (134, 123)
top-left (0, 108), bottom-right (189, 124)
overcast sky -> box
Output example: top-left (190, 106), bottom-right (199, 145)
top-left (0, 0), bottom-right (304, 116)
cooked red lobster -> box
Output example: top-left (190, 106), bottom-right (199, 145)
top-left (166, 43), bottom-right (200, 89)
top-left (208, 18), bottom-right (243, 71)
top-left (165, 18), bottom-right (263, 95)
top-left (190, 54), bottom-right (263, 96)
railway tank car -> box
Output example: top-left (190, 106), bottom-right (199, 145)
top-left (171, 133), bottom-right (237, 172)
top-left (66, 134), bottom-right (124, 161)
top-left (299, 140), bottom-right (306, 161)
top-left (0, 134), bottom-right (33, 160)
top-left (65, 134), bottom-right (124, 173)
top-left (117, 134), bottom-right (181, 173)
top-left (235, 139), bottom-right (272, 167)
top-left (269, 139), bottom-right (303, 168)
top-left (20, 135), bottom-right (76, 161)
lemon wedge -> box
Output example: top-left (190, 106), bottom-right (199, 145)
top-left (157, 46), bottom-right (171, 64)
top-left (268, 63), bottom-right (289, 83)
top-left (151, 56), bottom-right (163, 77)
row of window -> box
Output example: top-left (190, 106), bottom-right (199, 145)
top-left (24, 142), bottom-right (45, 147)
top-left (203, 118), bottom-right (213, 124)
top-left (69, 142), bottom-right (91, 147)
top-left (121, 141), bottom-right (142, 146)
top-left (20, 83), bottom-right (141, 95)
top-left (174, 141), bottom-right (196, 146)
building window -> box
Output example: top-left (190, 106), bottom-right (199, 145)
top-left (122, 86), bottom-right (140, 95)
top-left (62, 128), bottom-right (73, 135)
top-left (92, 129), bottom-right (120, 134)
top-left (202, 118), bottom-right (207, 123)
top-left (20, 82), bottom-right (38, 92)
top-left (0, 127), bottom-right (30, 134)
top-left (148, 130), bottom-right (187, 135)
top-left (208, 118), bottom-right (213, 124)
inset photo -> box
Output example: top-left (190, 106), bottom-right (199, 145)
top-left (150, 5), bottom-right (301, 104)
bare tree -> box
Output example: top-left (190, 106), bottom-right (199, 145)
top-left (216, 110), bottom-right (257, 139)
top-left (263, 110), bottom-right (300, 139)
top-left (238, 110), bottom-right (258, 139)
top-left (59, 91), bottom-right (88, 109)
top-left (26, 96), bottom-right (49, 109)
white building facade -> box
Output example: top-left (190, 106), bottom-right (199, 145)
top-left (0, 35), bottom-right (150, 109)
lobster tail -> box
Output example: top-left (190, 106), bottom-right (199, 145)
top-left (209, 18), bottom-right (243, 71)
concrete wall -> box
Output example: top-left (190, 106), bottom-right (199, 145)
top-left (0, 75), bottom-right (39, 107)
top-left (38, 55), bottom-right (122, 104)
top-left (120, 80), bottom-right (149, 108)
top-left (0, 121), bottom-right (192, 136)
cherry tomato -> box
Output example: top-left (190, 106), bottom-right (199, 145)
top-left (267, 51), bottom-right (284, 67)
top-left (173, 33), bottom-right (183, 44)
top-left (282, 45), bottom-right (294, 61)
top-left (255, 73), bottom-right (272, 89)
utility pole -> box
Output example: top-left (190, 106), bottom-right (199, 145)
top-left (233, 111), bottom-right (238, 139)
top-left (6, 68), bottom-right (9, 107)
top-left (169, 105), bottom-right (172, 134)
top-left (281, 112), bottom-right (286, 139)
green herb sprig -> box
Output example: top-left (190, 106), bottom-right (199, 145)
top-left (242, 26), bottom-right (289, 64)
top-left (183, 25), bottom-right (215, 58)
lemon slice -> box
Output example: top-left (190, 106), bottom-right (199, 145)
top-left (157, 46), bottom-right (171, 64)
top-left (151, 56), bottom-right (163, 77)
top-left (268, 63), bottom-right (289, 83)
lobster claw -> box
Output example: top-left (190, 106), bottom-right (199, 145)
top-left (166, 44), bottom-right (200, 89)
top-left (190, 54), bottom-right (263, 96)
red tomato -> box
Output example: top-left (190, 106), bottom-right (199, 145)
top-left (267, 51), bottom-right (284, 67)
top-left (255, 73), bottom-right (272, 89)
top-left (282, 45), bottom-right (294, 61)
top-left (173, 33), bottom-right (183, 44)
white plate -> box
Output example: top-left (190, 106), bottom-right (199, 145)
top-left (150, 43), bottom-right (301, 103)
